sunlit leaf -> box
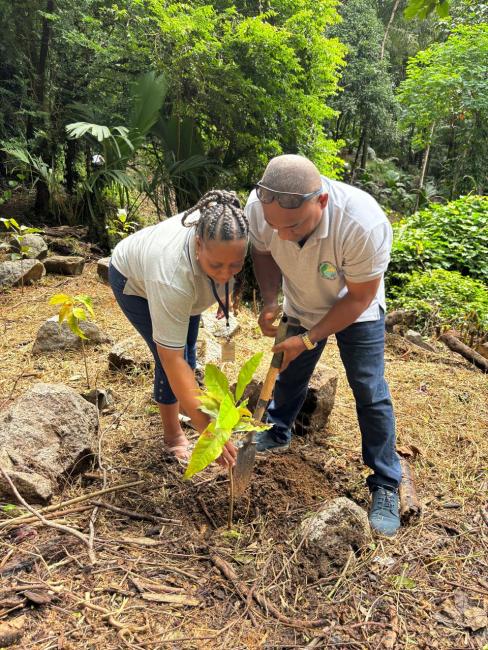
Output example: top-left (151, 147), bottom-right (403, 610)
top-left (216, 394), bottom-right (240, 431)
top-left (204, 363), bottom-right (229, 400)
top-left (67, 313), bottom-right (87, 339)
top-left (235, 352), bottom-right (263, 401)
top-left (72, 307), bottom-right (87, 320)
top-left (49, 294), bottom-right (72, 306)
top-left (183, 422), bottom-right (231, 479)
top-left (75, 295), bottom-right (95, 318)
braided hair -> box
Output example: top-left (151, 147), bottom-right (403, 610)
top-left (181, 190), bottom-right (248, 241)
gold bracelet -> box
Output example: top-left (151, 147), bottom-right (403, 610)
top-left (301, 332), bottom-right (317, 350)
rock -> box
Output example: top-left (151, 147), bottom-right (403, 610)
top-left (43, 255), bottom-right (85, 276)
top-left (108, 336), bottom-right (152, 371)
top-left (201, 310), bottom-right (240, 338)
top-left (295, 368), bottom-right (339, 436)
top-left (301, 497), bottom-right (371, 568)
top-left (385, 309), bottom-right (416, 333)
top-left (32, 316), bottom-right (110, 354)
top-left (0, 615), bottom-right (26, 647)
top-left (196, 329), bottom-right (222, 366)
top-left (9, 233), bottom-right (48, 260)
top-left (81, 388), bottom-right (114, 411)
top-left (0, 383), bottom-right (98, 503)
top-left (97, 256), bottom-right (111, 284)
top-left (0, 259), bottom-right (45, 288)
top-left (45, 235), bottom-right (88, 257)
top-left (405, 329), bottom-right (437, 352)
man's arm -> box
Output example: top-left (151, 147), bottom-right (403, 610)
top-left (251, 245), bottom-right (283, 336)
top-left (273, 276), bottom-right (382, 370)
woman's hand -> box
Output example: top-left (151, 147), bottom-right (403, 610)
top-left (216, 440), bottom-right (237, 468)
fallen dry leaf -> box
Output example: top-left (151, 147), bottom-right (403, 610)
top-left (463, 606), bottom-right (488, 632)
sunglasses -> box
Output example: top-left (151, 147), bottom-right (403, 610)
top-left (255, 182), bottom-right (323, 209)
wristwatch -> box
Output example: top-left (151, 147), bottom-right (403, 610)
top-left (301, 331), bottom-right (318, 350)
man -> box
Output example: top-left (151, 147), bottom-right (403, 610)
top-left (245, 154), bottom-right (402, 536)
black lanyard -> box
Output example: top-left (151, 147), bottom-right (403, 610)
top-left (210, 278), bottom-right (230, 329)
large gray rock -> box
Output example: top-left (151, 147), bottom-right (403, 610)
top-left (301, 497), bottom-right (371, 569)
top-left (196, 329), bottom-right (222, 366)
top-left (43, 255), bottom-right (85, 276)
top-left (201, 310), bottom-right (240, 338)
top-left (32, 316), bottom-right (110, 354)
top-left (0, 383), bottom-right (98, 503)
top-left (108, 335), bottom-right (152, 371)
top-left (0, 259), bottom-right (45, 288)
top-left (97, 256), bottom-right (111, 284)
top-left (9, 233), bottom-right (48, 260)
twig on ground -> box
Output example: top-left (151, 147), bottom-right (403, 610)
top-left (0, 466), bottom-right (96, 564)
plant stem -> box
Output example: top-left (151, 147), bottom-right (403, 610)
top-left (81, 338), bottom-right (90, 388)
top-left (227, 465), bottom-right (234, 530)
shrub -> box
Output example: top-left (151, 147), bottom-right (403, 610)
top-left (389, 195), bottom-right (488, 285)
top-left (389, 269), bottom-right (488, 344)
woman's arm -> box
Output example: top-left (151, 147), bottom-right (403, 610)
top-left (157, 345), bottom-right (237, 466)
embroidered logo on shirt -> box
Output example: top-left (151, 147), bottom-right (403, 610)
top-left (318, 261), bottom-right (338, 280)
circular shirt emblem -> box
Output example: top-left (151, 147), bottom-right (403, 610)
top-left (318, 261), bottom-right (338, 280)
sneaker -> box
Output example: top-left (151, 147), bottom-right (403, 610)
top-left (255, 430), bottom-right (290, 453)
top-left (369, 486), bottom-right (400, 537)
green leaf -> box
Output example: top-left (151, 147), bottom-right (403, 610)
top-left (49, 294), bottom-right (72, 306)
top-left (204, 364), bottom-right (229, 400)
top-left (235, 352), bottom-right (263, 402)
top-left (75, 295), bottom-right (95, 318)
top-left (183, 422), bottom-right (231, 479)
top-left (58, 303), bottom-right (71, 324)
top-left (72, 307), bottom-right (87, 320)
top-left (390, 575), bottom-right (416, 589)
top-left (67, 314), bottom-right (87, 339)
top-left (2, 504), bottom-right (17, 513)
top-left (216, 394), bottom-right (240, 431)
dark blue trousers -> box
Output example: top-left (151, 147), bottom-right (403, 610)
top-left (267, 311), bottom-right (402, 490)
top-left (109, 263), bottom-right (200, 405)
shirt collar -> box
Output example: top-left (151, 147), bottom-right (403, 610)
top-left (306, 176), bottom-right (330, 242)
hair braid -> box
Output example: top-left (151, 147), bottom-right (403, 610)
top-left (181, 190), bottom-right (248, 241)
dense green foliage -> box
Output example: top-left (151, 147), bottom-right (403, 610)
top-left (389, 195), bottom-right (488, 285)
top-left (389, 269), bottom-right (488, 340)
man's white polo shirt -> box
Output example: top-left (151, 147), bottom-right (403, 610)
top-left (245, 177), bottom-right (392, 330)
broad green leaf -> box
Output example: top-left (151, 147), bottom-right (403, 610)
top-left (204, 364), bottom-right (229, 400)
top-left (67, 314), bottom-right (87, 339)
top-left (49, 294), bottom-right (72, 306)
top-left (72, 307), bottom-right (87, 320)
top-left (197, 394), bottom-right (221, 411)
top-left (390, 575), bottom-right (416, 589)
top-left (75, 295), bottom-right (95, 318)
top-left (183, 423), bottom-right (231, 479)
top-left (58, 303), bottom-right (71, 324)
top-left (234, 422), bottom-right (272, 432)
top-left (235, 352), bottom-right (263, 401)
top-left (216, 394), bottom-right (240, 431)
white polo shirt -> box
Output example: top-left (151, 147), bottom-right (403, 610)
top-left (111, 213), bottom-right (229, 348)
top-left (245, 177), bottom-right (392, 329)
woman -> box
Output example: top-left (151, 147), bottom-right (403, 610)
top-left (109, 190), bottom-right (248, 465)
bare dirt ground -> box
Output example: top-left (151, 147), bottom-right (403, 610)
top-left (1, 263), bottom-right (487, 649)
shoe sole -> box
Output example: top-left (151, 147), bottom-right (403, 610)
top-left (256, 445), bottom-right (290, 455)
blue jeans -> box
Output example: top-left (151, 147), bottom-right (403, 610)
top-left (109, 263), bottom-right (200, 405)
top-left (267, 311), bottom-right (402, 490)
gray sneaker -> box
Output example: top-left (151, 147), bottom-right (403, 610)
top-left (255, 430), bottom-right (290, 453)
top-left (369, 486), bottom-right (400, 537)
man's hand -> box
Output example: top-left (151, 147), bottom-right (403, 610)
top-left (216, 440), bottom-right (237, 468)
top-left (272, 335), bottom-right (307, 371)
top-left (258, 303), bottom-right (281, 337)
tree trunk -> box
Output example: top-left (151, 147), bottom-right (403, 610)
top-left (65, 138), bottom-right (77, 195)
top-left (360, 127), bottom-right (369, 171)
top-left (381, 0), bottom-right (401, 61)
top-left (351, 128), bottom-right (365, 180)
top-left (440, 330), bottom-right (488, 373)
top-left (415, 122), bottom-right (435, 211)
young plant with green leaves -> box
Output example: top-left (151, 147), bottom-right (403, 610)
top-left (0, 217), bottom-right (42, 294)
top-left (184, 353), bottom-right (271, 528)
top-left (49, 293), bottom-right (95, 388)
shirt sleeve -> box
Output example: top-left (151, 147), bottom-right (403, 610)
top-left (342, 221), bottom-right (392, 283)
top-left (245, 191), bottom-right (272, 253)
top-left (145, 281), bottom-right (194, 348)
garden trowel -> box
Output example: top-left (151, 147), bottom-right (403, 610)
top-left (233, 314), bottom-right (295, 497)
